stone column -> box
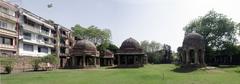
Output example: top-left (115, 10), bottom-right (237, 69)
top-left (186, 50), bottom-right (189, 64)
top-left (72, 56), bottom-right (75, 66)
top-left (202, 50), bottom-right (206, 65)
top-left (83, 55), bottom-right (86, 68)
top-left (103, 58), bottom-right (106, 65)
top-left (125, 56), bottom-right (128, 65)
top-left (111, 59), bottom-right (114, 66)
top-left (133, 56), bottom-right (136, 65)
top-left (194, 49), bottom-right (199, 64)
top-left (108, 59), bottom-right (110, 66)
top-left (141, 56), bottom-right (143, 66)
top-left (94, 57), bottom-right (97, 67)
top-left (118, 55), bottom-right (120, 65)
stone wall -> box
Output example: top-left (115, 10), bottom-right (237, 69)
top-left (0, 56), bottom-right (39, 73)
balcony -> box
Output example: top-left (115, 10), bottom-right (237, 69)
top-left (0, 28), bottom-right (17, 37)
top-left (0, 44), bottom-right (16, 51)
top-left (23, 36), bottom-right (31, 40)
top-left (23, 24), bottom-right (40, 33)
top-left (23, 39), bottom-right (54, 48)
top-left (0, 12), bottom-right (17, 22)
top-left (41, 30), bottom-right (49, 36)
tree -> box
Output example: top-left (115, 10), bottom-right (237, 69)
top-left (184, 10), bottom-right (239, 65)
top-left (97, 43), bottom-right (119, 53)
top-left (140, 40), bottom-right (162, 53)
top-left (184, 10), bottom-right (237, 50)
top-left (71, 24), bottom-right (111, 46)
top-left (140, 40), bottom-right (150, 52)
top-left (237, 23), bottom-right (240, 35)
top-left (162, 44), bottom-right (172, 63)
top-left (107, 43), bottom-right (119, 53)
top-left (140, 40), bottom-right (165, 64)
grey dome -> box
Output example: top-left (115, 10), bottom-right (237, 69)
top-left (120, 37), bottom-right (141, 50)
top-left (72, 39), bottom-right (97, 52)
top-left (183, 32), bottom-right (205, 49)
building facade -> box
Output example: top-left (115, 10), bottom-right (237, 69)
top-left (18, 8), bottom-right (56, 57)
top-left (54, 24), bottom-right (75, 67)
top-left (0, 0), bottom-right (18, 56)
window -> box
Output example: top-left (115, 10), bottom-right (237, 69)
top-left (23, 32), bottom-right (31, 40)
top-left (0, 6), bottom-right (9, 14)
top-left (0, 20), bottom-right (8, 29)
top-left (0, 37), bottom-right (2, 44)
top-left (4, 38), bottom-right (12, 45)
top-left (41, 26), bottom-right (49, 35)
top-left (24, 17), bottom-right (35, 27)
top-left (38, 46), bottom-right (48, 53)
top-left (60, 47), bottom-right (66, 53)
top-left (0, 37), bottom-right (13, 45)
top-left (23, 44), bottom-right (33, 52)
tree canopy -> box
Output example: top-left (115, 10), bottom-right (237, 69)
top-left (97, 43), bottom-right (119, 53)
top-left (184, 10), bottom-right (238, 50)
top-left (71, 24), bottom-right (111, 46)
top-left (183, 10), bottom-right (240, 65)
top-left (140, 40), bottom-right (162, 53)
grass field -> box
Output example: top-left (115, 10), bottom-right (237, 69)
top-left (1, 64), bottom-right (240, 84)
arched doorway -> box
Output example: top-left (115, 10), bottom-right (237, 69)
top-left (189, 49), bottom-right (195, 64)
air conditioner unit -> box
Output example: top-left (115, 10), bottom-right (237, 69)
top-left (19, 36), bottom-right (23, 39)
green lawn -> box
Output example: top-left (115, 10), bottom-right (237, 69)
top-left (1, 64), bottom-right (240, 84)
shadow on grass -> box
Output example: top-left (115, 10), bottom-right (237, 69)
top-left (217, 65), bottom-right (238, 68)
top-left (106, 66), bottom-right (141, 69)
top-left (0, 72), bottom-right (10, 75)
top-left (24, 70), bottom-right (49, 73)
top-left (171, 67), bottom-right (198, 73)
top-left (235, 70), bottom-right (240, 73)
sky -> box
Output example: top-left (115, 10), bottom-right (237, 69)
top-left (11, 0), bottom-right (240, 51)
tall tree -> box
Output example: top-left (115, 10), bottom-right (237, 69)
top-left (140, 40), bottom-right (162, 52)
top-left (184, 10), bottom-right (238, 51)
top-left (140, 40), bottom-right (150, 52)
top-left (71, 24), bottom-right (111, 46)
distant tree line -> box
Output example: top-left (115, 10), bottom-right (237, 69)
top-left (140, 40), bottom-right (173, 64)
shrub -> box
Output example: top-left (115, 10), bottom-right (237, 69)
top-left (4, 66), bottom-right (13, 74)
top-left (31, 54), bottom-right (59, 71)
top-left (41, 54), bottom-right (59, 65)
top-left (0, 57), bottom-right (16, 74)
top-left (31, 58), bottom-right (41, 71)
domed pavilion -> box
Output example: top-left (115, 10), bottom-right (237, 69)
top-left (180, 32), bottom-right (206, 66)
top-left (100, 50), bottom-right (114, 66)
top-left (70, 39), bottom-right (100, 68)
top-left (116, 37), bottom-right (146, 68)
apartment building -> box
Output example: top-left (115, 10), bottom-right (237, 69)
top-left (0, 1), bottom-right (74, 58)
top-left (0, 0), bottom-right (18, 56)
top-left (18, 8), bottom-right (56, 57)
top-left (55, 24), bottom-right (75, 68)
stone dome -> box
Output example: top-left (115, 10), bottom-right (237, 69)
top-left (183, 32), bottom-right (205, 49)
top-left (72, 40), bottom-right (97, 52)
top-left (120, 37), bottom-right (141, 50)
top-left (103, 50), bottom-right (114, 58)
